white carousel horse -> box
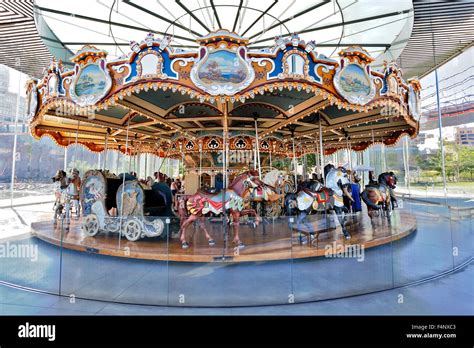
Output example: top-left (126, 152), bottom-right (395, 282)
top-left (64, 177), bottom-right (81, 219)
top-left (322, 165), bottom-right (354, 239)
top-left (52, 170), bottom-right (67, 223)
top-left (262, 169), bottom-right (295, 194)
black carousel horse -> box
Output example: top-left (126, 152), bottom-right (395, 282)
top-left (285, 164), bottom-right (354, 241)
top-left (361, 171), bottom-right (398, 218)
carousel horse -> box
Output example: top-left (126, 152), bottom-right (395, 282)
top-left (284, 164), bottom-right (354, 240)
top-left (263, 169), bottom-right (295, 194)
top-left (52, 170), bottom-right (67, 223)
top-left (178, 171), bottom-right (260, 249)
top-left (361, 171), bottom-right (398, 218)
top-left (244, 170), bottom-right (286, 217)
top-left (65, 168), bottom-right (81, 218)
top-left (176, 196), bottom-right (215, 249)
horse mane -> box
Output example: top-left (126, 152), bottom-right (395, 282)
top-left (324, 164), bottom-right (335, 180)
top-left (263, 169), bottom-right (284, 186)
top-left (378, 172), bottom-right (389, 184)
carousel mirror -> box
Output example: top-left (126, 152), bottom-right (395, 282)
top-left (287, 54), bottom-right (305, 76)
top-left (47, 74), bottom-right (58, 96)
top-left (139, 53), bottom-right (160, 77)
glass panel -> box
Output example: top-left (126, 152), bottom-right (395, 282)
top-left (167, 214), bottom-right (293, 306)
top-left (0, 205), bottom-right (61, 294)
top-left (110, 215), bottom-right (170, 305)
top-left (292, 210), bottom-right (393, 302)
top-left (392, 197), bottom-right (454, 286)
top-left (449, 206), bottom-right (473, 268)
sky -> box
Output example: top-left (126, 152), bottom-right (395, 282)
top-left (418, 46), bottom-right (474, 148)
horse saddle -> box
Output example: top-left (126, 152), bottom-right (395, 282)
top-left (302, 187), bottom-right (334, 197)
top-left (196, 190), bottom-right (228, 205)
top-left (251, 187), bottom-right (266, 199)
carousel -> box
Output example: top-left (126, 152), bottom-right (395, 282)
top-left (26, 28), bottom-right (420, 262)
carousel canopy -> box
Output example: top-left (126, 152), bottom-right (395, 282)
top-left (26, 28), bottom-right (422, 158)
top-left (3, 1), bottom-right (473, 81)
top-left (27, 28), bottom-right (421, 159)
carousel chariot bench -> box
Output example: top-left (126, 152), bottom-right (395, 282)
top-left (80, 170), bottom-right (167, 242)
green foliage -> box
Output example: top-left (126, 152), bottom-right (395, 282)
top-left (415, 141), bottom-right (474, 182)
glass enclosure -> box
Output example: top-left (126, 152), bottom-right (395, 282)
top-left (0, 43), bottom-right (472, 307)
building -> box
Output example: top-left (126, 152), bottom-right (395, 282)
top-left (0, 64), bottom-right (26, 134)
top-left (455, 127), bottom-right (474, 147)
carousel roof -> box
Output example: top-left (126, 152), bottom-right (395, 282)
top-left (26, 28), bottom-right (421, 158)
top-left (33, 0), bottom-right (414, 67)
top-left (3, 1), bottom-right (473, 81)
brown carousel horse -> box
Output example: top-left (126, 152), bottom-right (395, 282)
top-left (177, 170), bottom-right (261, 249)
top-left (361, 172), bottom-right (398, 218)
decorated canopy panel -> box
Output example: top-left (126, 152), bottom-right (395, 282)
top-left (27, 30), bottom-right (420, 157)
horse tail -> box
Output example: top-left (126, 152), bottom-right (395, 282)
top-left (361, 189), bottom-right (380, 210)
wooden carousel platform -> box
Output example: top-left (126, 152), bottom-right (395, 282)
top-left (30, 208), bottom-right (417, 263)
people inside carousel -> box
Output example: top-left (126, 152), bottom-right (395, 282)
top-left (171, 178), bottom-right (184, 212)
top-left (170, 178), bottom-right (178, 196)
top-left (145, 176), bottom-right (154, 188)
top-left (175, 178), bottom-right (182, 192)
top-left (351, 172), bottom-right (363, 213)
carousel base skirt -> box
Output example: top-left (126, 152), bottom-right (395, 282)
top-left (31, 210), bottom-right (416, 263)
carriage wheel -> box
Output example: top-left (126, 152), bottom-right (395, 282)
top-left (83, 214), bottom-right (99, 237)
top-left (124, 219), bottom-right (142, 241)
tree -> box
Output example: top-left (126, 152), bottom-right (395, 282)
top-left (415, 141), bottom-right (474, 182)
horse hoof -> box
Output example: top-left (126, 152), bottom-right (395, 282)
top-left (234, 241), bottom-right (245, 249)
top-left (208, 239), bottom-right (216, 246)
top-left (181, 241), bottom-right (189, 249)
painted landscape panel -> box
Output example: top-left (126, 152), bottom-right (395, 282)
top-left (339, 64), bottom-right (371, 96)
top-left (75, 64), bottom-right (107, 97)
top-left (197, 50), bottom-right (248, 86)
